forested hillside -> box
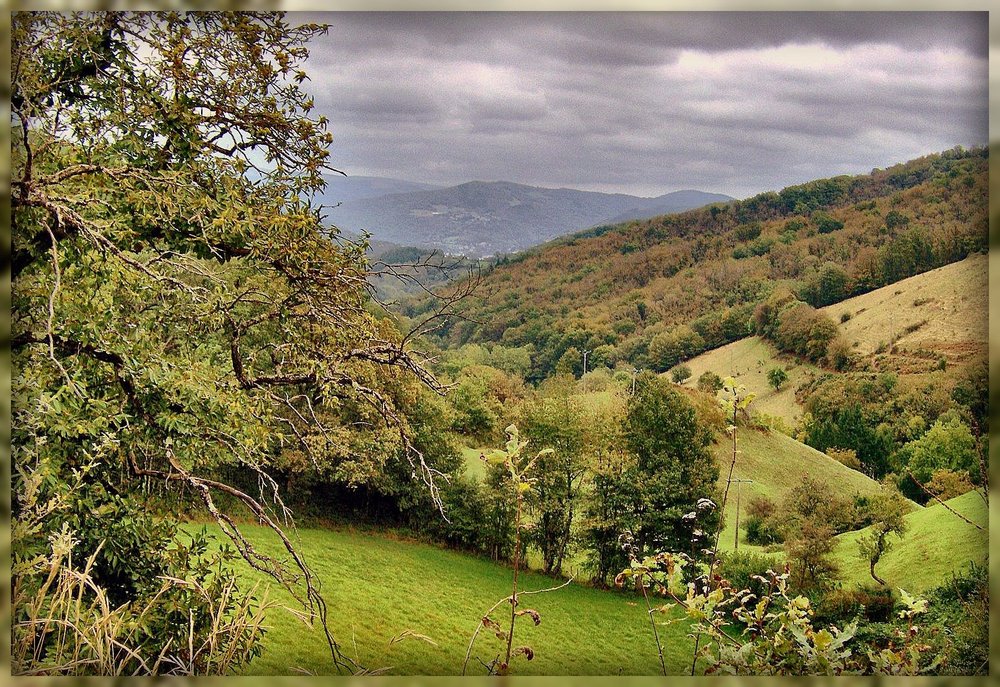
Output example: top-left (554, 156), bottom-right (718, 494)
top-left (408, 148), bottom-right (987, 382)
top-left (12, 11), bottom-right (988, 678)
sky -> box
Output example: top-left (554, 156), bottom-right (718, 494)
top-left (298, 12), bottom-right (989, 199)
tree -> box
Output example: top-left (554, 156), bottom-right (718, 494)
top-left (904, 416), bottom-right (978, 486)
top-left (519, 390), bottom-right (587, 575)
top-left (623, 374), bottom-right (719, 555)
top-left (697, 370), bottom-right (724, 394)
top-left (785, 520), bottom-right (839, 592)
top-left (12, 12), bottom-right (457, 673)
top-left (670, 363), bottom-right (692, 384)
top-left (856, 485), bottom-right (908, 586)
top-left (767, 367), bottom-right (789, 391)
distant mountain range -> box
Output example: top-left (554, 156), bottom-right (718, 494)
top-left (318, 177), bottom-right (732, 256)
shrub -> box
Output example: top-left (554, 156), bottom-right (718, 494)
top-left (745, 516), bottom-right (784, 545)
top-left (767, 366), bottom-right (788, 391)
top-left (925, 468), bottom-right (974, 500)
top-left (814, 585), bottom-right (895, 625)
top-left (697, 370), bottom-right (724, 393)
top-left (827, 447), bottom-right (862, 471)
top-left (717, 550), bottom-right (780, 596)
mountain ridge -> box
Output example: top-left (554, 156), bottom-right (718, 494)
top-left (323, 179), bottom-right (732, 256)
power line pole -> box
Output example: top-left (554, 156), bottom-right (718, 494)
top-left (730, 478), bottom-right (753, 550)
top-left (631, 367), bottom-right (640, 395)
top-left (582, 348), bottom-right (591, 376)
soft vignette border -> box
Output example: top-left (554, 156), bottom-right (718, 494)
top-left (0, 2), bottom-right (995, 685)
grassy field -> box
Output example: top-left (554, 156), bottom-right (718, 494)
top-left (678, 336), bottom-right (818, 427)
top-left (711, 428), bottom-right (888, 553)
top-left (192, 523), bottom-right (701, 675)
top-left (822, 253), bottom-right (987, 364)
top-left (832, 490), bottom-right (988, 593)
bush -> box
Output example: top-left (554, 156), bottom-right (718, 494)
top-left (827, 447), bottom-right (862, 471)
top-left (814, 585), bottom-right (895, 625)
top-left (744, 516), bottom-right (784, 545)
top-left (717, 550), bottom-right (781, 597)
top-left (697, 370), bottom-right (724, 393)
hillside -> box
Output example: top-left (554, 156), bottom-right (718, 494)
top-left (712, 428), bottom-right (887, 553)
top-left (833, 490), bottom-right (987, 593)
top-left (677, 253), bottom-right (987, 425)
top-left (680, 337), bottom-right (818, 427)
top-left (419, 148), bottom-right (988, 382)
top-left (316, 174), bottom-right (444, 204)
top-left (190, 524), bottom-right (698, 675)
top-left (823, 252), bottom-right (987, 371)
top-left (325, 180), bottom-right (730, 257)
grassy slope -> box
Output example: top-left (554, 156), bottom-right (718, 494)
top-left (823, 252), bottom-right (988, 362)
top-left (679, 337), bottom-right (818, 426)
top-left (711, 429), bottom-right (887, 554)
top-left (678, 252), bottom-right (986, 425)
top-left (196, 523), bottom-right (698, 675)
top-left (832, 490), bottom-right (988, 593)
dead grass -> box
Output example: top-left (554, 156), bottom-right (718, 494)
top-left (821, 253), bottom-right (987, 363)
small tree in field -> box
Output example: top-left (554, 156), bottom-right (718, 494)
top-left (767, 366), bottom-right (789, 391)
top-left (697, 370), bottom-right (724, 394)
top-left (857, 485), bottom-right (908, 586)
top-left (670, 364), bottom-right (692, 384)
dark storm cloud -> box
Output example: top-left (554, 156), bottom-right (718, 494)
top-left (299, 12), bottom-right (989, 198)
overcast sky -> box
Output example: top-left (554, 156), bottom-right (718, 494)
top-left (298, 12), bottom-right (988, 199)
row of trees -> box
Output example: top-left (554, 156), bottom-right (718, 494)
top-left (421, 375), bottom-right (721, 585)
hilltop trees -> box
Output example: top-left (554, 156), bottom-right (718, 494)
top-left (12, 12), bottom-right (455, 673)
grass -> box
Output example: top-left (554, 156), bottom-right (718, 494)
top-left (189, 523), bottom-right (701, 675)
top-left (822, 253), bottom-right (987, 362)
top-left (832, 490), bottom-right (988, 593)
top-left (678, 337), bottom-right (819, 427)
top-left (712, 428), bottom-right (887, 554)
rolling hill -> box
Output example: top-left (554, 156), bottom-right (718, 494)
top-left (676, 252), bottom-right (987, 425)
top-left (325, 181), bottom-right (731, 257)
top-left (822, 252), bottom-right (988, 371)
top-left (832, 489), bottom-right (987, 593)
top-left (421, 148), bottom-right (987, 382)
top-left (712, 428), bottom-right (889, 554)
top-left (189, 523), bottom-right (699, 675)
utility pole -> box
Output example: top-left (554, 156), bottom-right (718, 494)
top-left (582, 348), bottom-right (591, 376)
top-left (730, 478), bottom-right (753, 550)
top-left (631, 367), bottom-right (640, 395)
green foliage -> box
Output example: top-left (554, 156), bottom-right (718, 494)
top-left (696, 370), bottom-right (724, 394)
top-left (11, 12), bottom-right (459, 673)
top-left (623, 375), bottom-right (720, 555)
top-left (670, 364), bottom-right (692, 384)
top-left (13, 456), bottom-right (269, 674)
top-left (812, 211), bottom-right (845, 234)
top-left (519, 391), bottom-right (587, 575)
top-left (856, 484), bottom-right (908, 585)
top-left (766, 367), bottom-right (788, 391)
top-left (618, 551), bottom-right (937, 675)
top-left (465, 425), bottom-right (552, 676)
top-left (903, 416), bottom-right (978, 487)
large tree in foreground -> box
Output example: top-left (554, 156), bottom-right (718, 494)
top-left (12, 12), bottom-right (456, 674)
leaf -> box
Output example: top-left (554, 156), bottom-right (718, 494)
top-left (513, 646), bottom-right (534, 660)
top-left (515, 608), bottom-right (541, 625)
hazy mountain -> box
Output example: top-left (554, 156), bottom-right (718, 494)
top-left (601, 190), bottom-right (735, 225)
top-left (316, 175), bottom-right (444, 205)
top-left (324, 181), bottom-right (731, 257)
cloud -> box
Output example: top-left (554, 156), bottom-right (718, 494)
top-left (299, 12), bottom-right (988, 198)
